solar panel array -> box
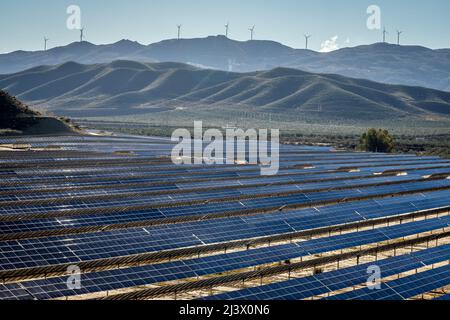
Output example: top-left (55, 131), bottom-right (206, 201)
top-left (1, 134), bottom-right (450, 300)
top-left (203, 243), bottom-right (450, 300)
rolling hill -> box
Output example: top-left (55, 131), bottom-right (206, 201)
top-left (0, 90), bottom-right (77, 135)
top-left (0, 36), bottom-right (449, 92)
top-left (1, 61), bottom-right (450, 125)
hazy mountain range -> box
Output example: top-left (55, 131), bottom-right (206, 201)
top-left (1, 36), bottom-right (449, 92)
top-left (1, 60), bottom-right (449, 123)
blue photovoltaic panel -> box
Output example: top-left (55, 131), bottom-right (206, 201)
top-left (1, 133), bottom-right (450, 301)
top-left (435, 293), bottom-right (450, 300)
top-left (203, 243), bottom-right (450, 301)
top-left (0, 283), bottom-right (35, 300)
top-left (1, 191), bottom-right (450, 272)
top-left (3, 216), bottom-right (448, 300)
top-left (328, 264), bottom-right (450, 300)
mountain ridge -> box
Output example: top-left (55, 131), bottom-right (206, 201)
top-left (1, 36), bottom-right (449, 91)
top-left (1, 61), bottom-right (449, 124)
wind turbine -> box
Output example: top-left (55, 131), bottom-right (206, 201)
top-left (249, 25), bottom-right (255, 41)
top-left (382, 26), bottom-right (388, 43)
top-left (225, 22), bottom-right (230, 38)
top-left (177, 25), bottom-right (182, 40)
top-left (44, 37), bottom-right (49, 51)
top-left (80, 28), bottom-right (85, 42)
top-left (397, 30), bottom-right (403, 45)
top-left (304, 34), bottom-right (312, 49)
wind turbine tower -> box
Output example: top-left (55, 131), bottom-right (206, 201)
top-left (249, 25), bottom-right (255, 41)
top-left (397, 30), bottom-right (403, 45)
top-left (382, 27), bottom-right (388, 43)
top-left (225, 22), bottom-right (229, 38)
top-left (304, 34), bottom-right (312, 49)
top-left (44, 37), bottom-right (49, 51)
top-left (177, 25), bottom-right (182, 40)
top-left (80, 28), bottom-right (85, 42)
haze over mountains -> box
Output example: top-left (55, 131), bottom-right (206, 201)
top-left (1, 60), bottom-right (449, 124)
top-left (1, 36), bottom-right (449, 92)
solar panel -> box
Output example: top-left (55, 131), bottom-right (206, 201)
top-left (2, 215), bottom-right (449, 300)
top-left (0, 174), bottom-right (431, 214)
top-left (1, 133), bottom-right (450, 301)
top-left (328, 264), bottom-right (450, 300)
top-left (434, 293), bottom-right (450, 300)
top-left (203, 243), bottom-right (450, 301)
top-left (1, 189), bottom-right (450, 272)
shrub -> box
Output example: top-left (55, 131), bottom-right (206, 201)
top-left (359, 128), bottom-right (395, 153)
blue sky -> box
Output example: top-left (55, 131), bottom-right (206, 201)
top-left (1, 0), bottom-right (449, 53)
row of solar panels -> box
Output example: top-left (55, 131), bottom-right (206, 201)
top-left (1, 189), bottom-right (449, 272)
top-left (0, 170), bottom-right (381, 191)
top-left (4, 155), bottom-right (448, 176)
top-left (0, 140), bottom-right (329, 162)
top-left (3, 159), bottom-right (449, 191)
top-left (203, 243), bottom-right (450, 300)
top-left (3, 176), bottom-right (450, 223)
top-left (326, 264), bottom-right (450, 300)
top-left (2, 185), bottom-right (449, 238)
top-left (2, 163), bottom-right (450, 197)
top-left (1, 175), bottom-right (448, 236)
top-left (1, 151), bottom-right (439, 165)
top-left (1, 211), bottom-right (449, 300)
top-left (0, 174), bottom-right (425, 204)
top-left (4, 160), bottom-right (446, 188)
top-left (0, 134), bottom-right (172, 143)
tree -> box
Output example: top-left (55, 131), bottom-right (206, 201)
top-left (359, 128), bottom-right (395, 153)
